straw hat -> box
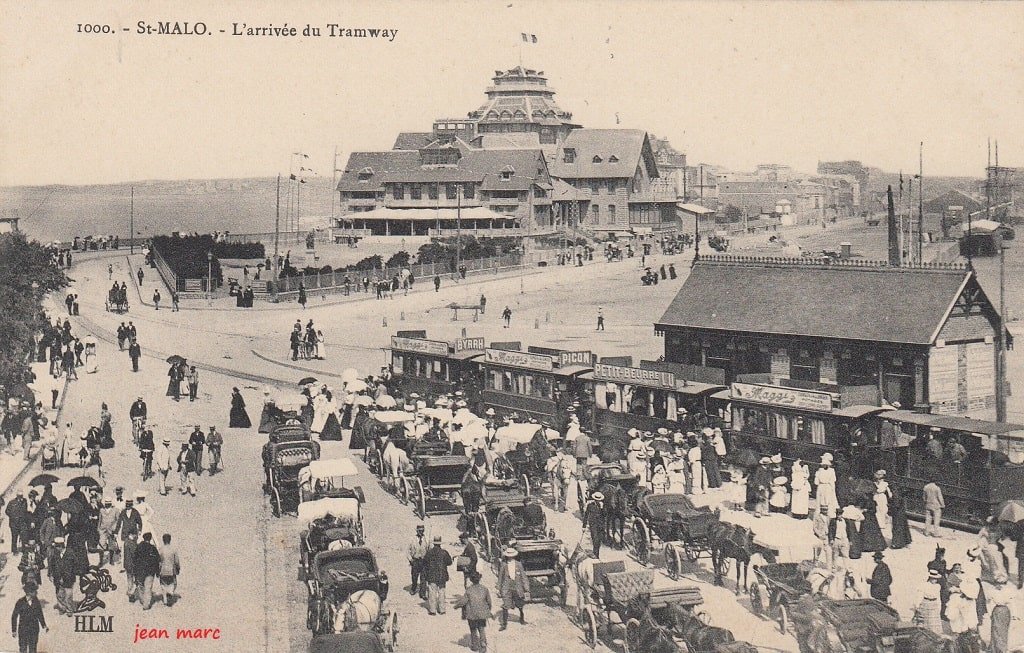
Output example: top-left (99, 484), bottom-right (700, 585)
top-left (772, 476), bottom-right (787, 486)
top-left (770, 454), bottom-right (782, 464)
top-left (485, 408), bottom-right (495, 416)
top-left (873, 470), bottom-right (886, 479)
top-left (591, 492), bottom-right (605, 501)
top-left (503, 548), bottom-right (518, 558)
top-left (759, 456), bottom-right (771, 465)
top-left (656, 428), bottom-right (669, 436)
top-left (820, 453), bottom-right (833, 465)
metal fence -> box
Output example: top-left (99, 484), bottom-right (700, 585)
top-left (270, 250), bottom-right (570, 297)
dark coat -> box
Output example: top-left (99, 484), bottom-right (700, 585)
top-left (11, 596), bottom-right (46, 637)
top-left (134, 540), bottom-right (161, 579)
top-left (868, 561), bottom-right (893, 601)
top-left (422, 544), bottom-right (452, 586)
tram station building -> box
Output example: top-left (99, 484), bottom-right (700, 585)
top-left (655, 256), bottom-right (1008, 420)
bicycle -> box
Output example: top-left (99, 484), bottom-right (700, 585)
top-left (132, 417), bottom-right (145, 447)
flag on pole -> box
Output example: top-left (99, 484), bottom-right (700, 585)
top-left (521, 33), bottom-right (537, 43)
top-left (289, 174), bottom-right (297, 181)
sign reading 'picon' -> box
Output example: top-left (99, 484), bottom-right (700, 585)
top-left (593, 364), bottom-right (675, 388)
top-left (558, 351), bottom-right (593, 367)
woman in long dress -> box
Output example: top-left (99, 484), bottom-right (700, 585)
top-left (229, 387), bottom-right (252, 428)
top-left (84, 342), bottom-right (98, 374)
top-left (859, 498), bottom-right (888, 553)
top-left (889, 489), bottom-right (912, 549)
top-left (319, 391), bottom-right (343, 441)
top-left (814, 454), bottom-right (838, 517)
top-left (873, 472), bottom-right (892, 532)
top-left (166, 362), bottom-right (183, 400)
top-left (310, 389), bottom-right (329, 435)
top-left (790, 459), bottom-right (811, 519)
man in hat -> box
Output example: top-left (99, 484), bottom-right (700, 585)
top-left (572, 424), bottom-right (593, 479)
top-left (118, 497), bottom-right (142, 587)
top-left (922, 480), bottom-right (944, 537)
top-left (812, 506), bottom-right (833, 568)
top-left (188, 425), bottom-right (206, 476)
top-left (408, 525), bottom-right (429, 599)
top-left (814, 454), bottom-right (838, 517)
top-left (6, 489), bottom-right (28, 553)
top-left (497, 546), bottom-right (529, 630)
top-left (177, 444), bottom-right (197, 497)
top-left (154, 437), bottom-right (173, 495)
top-left (207, 426), bottom-right (223, 474)
top-left (422, 535), bottom-right (453, 615)
top-left (546, 446), bottom-right (575, 512)
top-left (867, 551), bottom-right (892, 604)
top-left (687, 437), bottom-right (705, 495)
top-left (139, 425), bottom-right (155, 480)
top-left (11, 580), bottom-right (46, 652)
top-left (97, 497), bottom-right (120, 566)
top-left (134, 491), bottom-right (154, 539)
top-left (453, 570), bottom-right (491, 652)
top-left (584, 491), bottom-right (606, 558)
top-left (134, 532), bottom-right (161, 610)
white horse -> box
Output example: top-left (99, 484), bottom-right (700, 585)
top-left (333, 589), bottom-right (382, 633)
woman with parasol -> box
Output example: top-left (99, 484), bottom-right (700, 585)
top-left (166, 357), bottom-right (185, 401)
top-left (229, 387), bottom-right (251, 428)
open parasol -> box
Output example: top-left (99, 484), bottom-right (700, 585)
top-left (354, 395), bottom-right (374, 407)
top-left (375, 395), bottom-right (397, 409)
top-left (298, 377), bottom-right (318, 386)
top-left (28, 473), bottom-right (59, 486)
top-left (994, 499), bottom-right (1024, 524)
top-left (67, 476), bottom-right (102, 489)
top-left (341, 368), bottom-right (360, 383)
top-left (345, 379), bottom-right (368, 393)
top-left (166, 355), bottom-right (187, 365)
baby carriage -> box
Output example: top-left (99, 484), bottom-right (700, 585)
top-left (40, 442), bottom-right (60, 470)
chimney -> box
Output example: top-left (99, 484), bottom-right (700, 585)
top-left (886, 185), bottom-right (899, 266)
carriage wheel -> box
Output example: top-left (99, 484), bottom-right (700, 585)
top-left (664, 544), bottom-right (681, 581)
top-left (385, 612), bottom-right (399, 651)
top-left (399, 478), bottom-right (409, 506)
top-left (376, 451), bottom-right (385, 479)
top-left (478, 515), bottom-right (492, 562)
top-left (581, 606), bottom-right (599, 649)
top-left (521, 474), bottom-right (531, 498)
top-left (558, 572), bottom-right (569, 608)
top-left (306, 600), bottom-right (317, 631)
top-left (576, 483), bottom-right (586, 515)
top-left (777, 600), bottom-right (790, 634)
top-left (623, 618), bottom-right (642, 653)
top-left (717, 555), bottom-right (732, 575)
top-left (414, 478), bottom-right (427, 520)
top-left (748, 583), bottom-right (767, 618)
top-left (631, 519), bottom-right (650, 566)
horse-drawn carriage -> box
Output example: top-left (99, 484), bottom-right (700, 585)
top-left (308, 632), bottom-right (392, 653)
top-left (792, 597), bottom-right (952, 653)
top-left (305, 547), bottom-right (395, 648)
top-left (259, 394), bottom-right (308, 433)
top-left (299, 458), bottom-right (365, 504)
top-left (492, 423), bottom-right (559, 499)
top-left (401, 454), bottom-right (471, 520)
top-left (579, 462), bottom-right (648, 549)
top-left (628, 493), bottom-right (720, 573)
top-left (266, 440), bottom-right (320, 517)
top-left (105, 285), bottom-right (129, 313)
top-left (364, 411), bottom-right (415, 477)
top-left (572, 564), bottom-right (727, 653)
top-left (748, 561), bottom-right (815, 634)
top-left (273, 420), bottom-right (312, 443)
top-left (299, 497), bottom-right (366, 575)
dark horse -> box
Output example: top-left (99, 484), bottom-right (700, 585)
top-left (624, 593), bottom-right (681, 653)
top-left (664, 603), bottom-right (743, 653)
top-left (708, 521), bottom-right (776, 593)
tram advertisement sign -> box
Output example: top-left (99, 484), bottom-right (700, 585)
top-left (485, 348), bottom-right (554, 371)
top-left (558, 350), bottom-right (593, 366)
top-left (391, 336), bottom-right (449, 356)
top-left (593, 364), bottom-right (675, 389)
top-left (455, 337), bottom-right (486, 352)
top-left (730, 382), bottom-right (832, 412)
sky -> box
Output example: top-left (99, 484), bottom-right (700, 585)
top-left (1, 0), bottom-right (1022, 186)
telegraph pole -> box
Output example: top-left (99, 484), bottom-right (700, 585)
top-left (129, 186), bottom-right (134, 255)
top-left (273, 174), bottom-right (281, 296)
top-left (455, 184), bottom-right (462, 281)
top-left (995, 139), bottom-right (1007, 422)
top-left (917, 142), bottom-right (924, 264)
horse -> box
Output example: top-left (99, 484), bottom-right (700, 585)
top-left (665, 602), bottom-right (737, 652)
top-left (708, 520), bottom-right (776, 593)
top-left (597, 482), bottom-right (628, 548)
top-left (334, 588), bottom-right (382, 634)
top-left (624, 593), bottom-right (681, 653)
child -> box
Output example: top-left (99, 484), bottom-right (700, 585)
top-left (651, 463), bottom-right (668, 494)
top-left (730, 469), bottom-right (747, 511)
top-left (769, 476), bottom-right (790, 513)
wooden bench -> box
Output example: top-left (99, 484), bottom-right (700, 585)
top-left (448, 303), bottom-right (482, 322)
top-left (184, 279), bottom-right (203, 293)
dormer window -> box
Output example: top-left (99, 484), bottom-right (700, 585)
top-left (500, 165), bottom-right (515, 181)
top-left (563, 148), bottom-right (576, 164)
top-left (592, 155), bottom-right (602, 164)
top-left (609, 155), bottom-right (619, 163)
top-left (357, 167), bottom-right (374, 181)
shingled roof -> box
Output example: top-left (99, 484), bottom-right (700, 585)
top-left (550, 129), bottom-right (658, 179)
top-left (393, 132), bottom-right (435, 150)
top-left (656, 257), bottom-right (980, 345)
top-left (337, 148), bottom-right (550, 191)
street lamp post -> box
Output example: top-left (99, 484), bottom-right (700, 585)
top-left (207, 251), bottom-right (213, 303)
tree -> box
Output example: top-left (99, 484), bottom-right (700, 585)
top-left (0, 233), bottom-right (67, 389)
top-left (722, 205), bottom-right (743, 223)
top-left (385, 251), bottom-right (411, 269)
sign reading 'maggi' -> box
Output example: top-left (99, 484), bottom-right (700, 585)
top-left (484, 348), bottom-right (554, 371)
top-left (390, 336), bottom-right (449, 357)
top-left (593, 364), bottom-right (675, 389)
top-left (730, 382), bottom-right (833, 412)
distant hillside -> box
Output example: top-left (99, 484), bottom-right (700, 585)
top-left (0, 177), bottom-right (335, 242)
top-left (865, 168), bottom-right (981, 202)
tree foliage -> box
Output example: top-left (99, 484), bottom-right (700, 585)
top-left (0, 233), bottom-right (67, 388)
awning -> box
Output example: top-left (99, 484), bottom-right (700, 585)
top-left (676, 203), bottom-right (715, 216)
top-left (832, 405), bottom-right (888, 419)
top-left (552, 364), bottom-right (593, 377)
top-left (674, 382), bottom-right (727, 396)
top-left (876, 410), bottom-right (944, 427)
top-left (447, 350), bottom-right (485, 361)
top-left (876, 410), bottom-right (1024, 436)
top-left (709, 389), bottom-right (732, 401)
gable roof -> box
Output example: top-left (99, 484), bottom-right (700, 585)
top-left (393, 132), bottom-right (435, 150)
top-left (550, 129), bottom-right (656, 179)
top-left (338, 148), bottom-right (549, 191)
top-left (656, 257), bottom-right (979, 345)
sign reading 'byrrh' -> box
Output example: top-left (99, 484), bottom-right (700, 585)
top-left (484, 348), bottom-right (554, 371)
top-left (730, 382), bottom-right (832, 412)
top-left (593, 364), bottom-right (675, 389)
top-left (391, 336), bottom-right (449, 356)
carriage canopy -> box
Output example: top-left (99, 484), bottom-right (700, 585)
top-left (371, 410), bottom-right (416, 424)
top-left (298, 497), bottom-right (360, 525)
top-left (300, 458), bottom-right (359, 483)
